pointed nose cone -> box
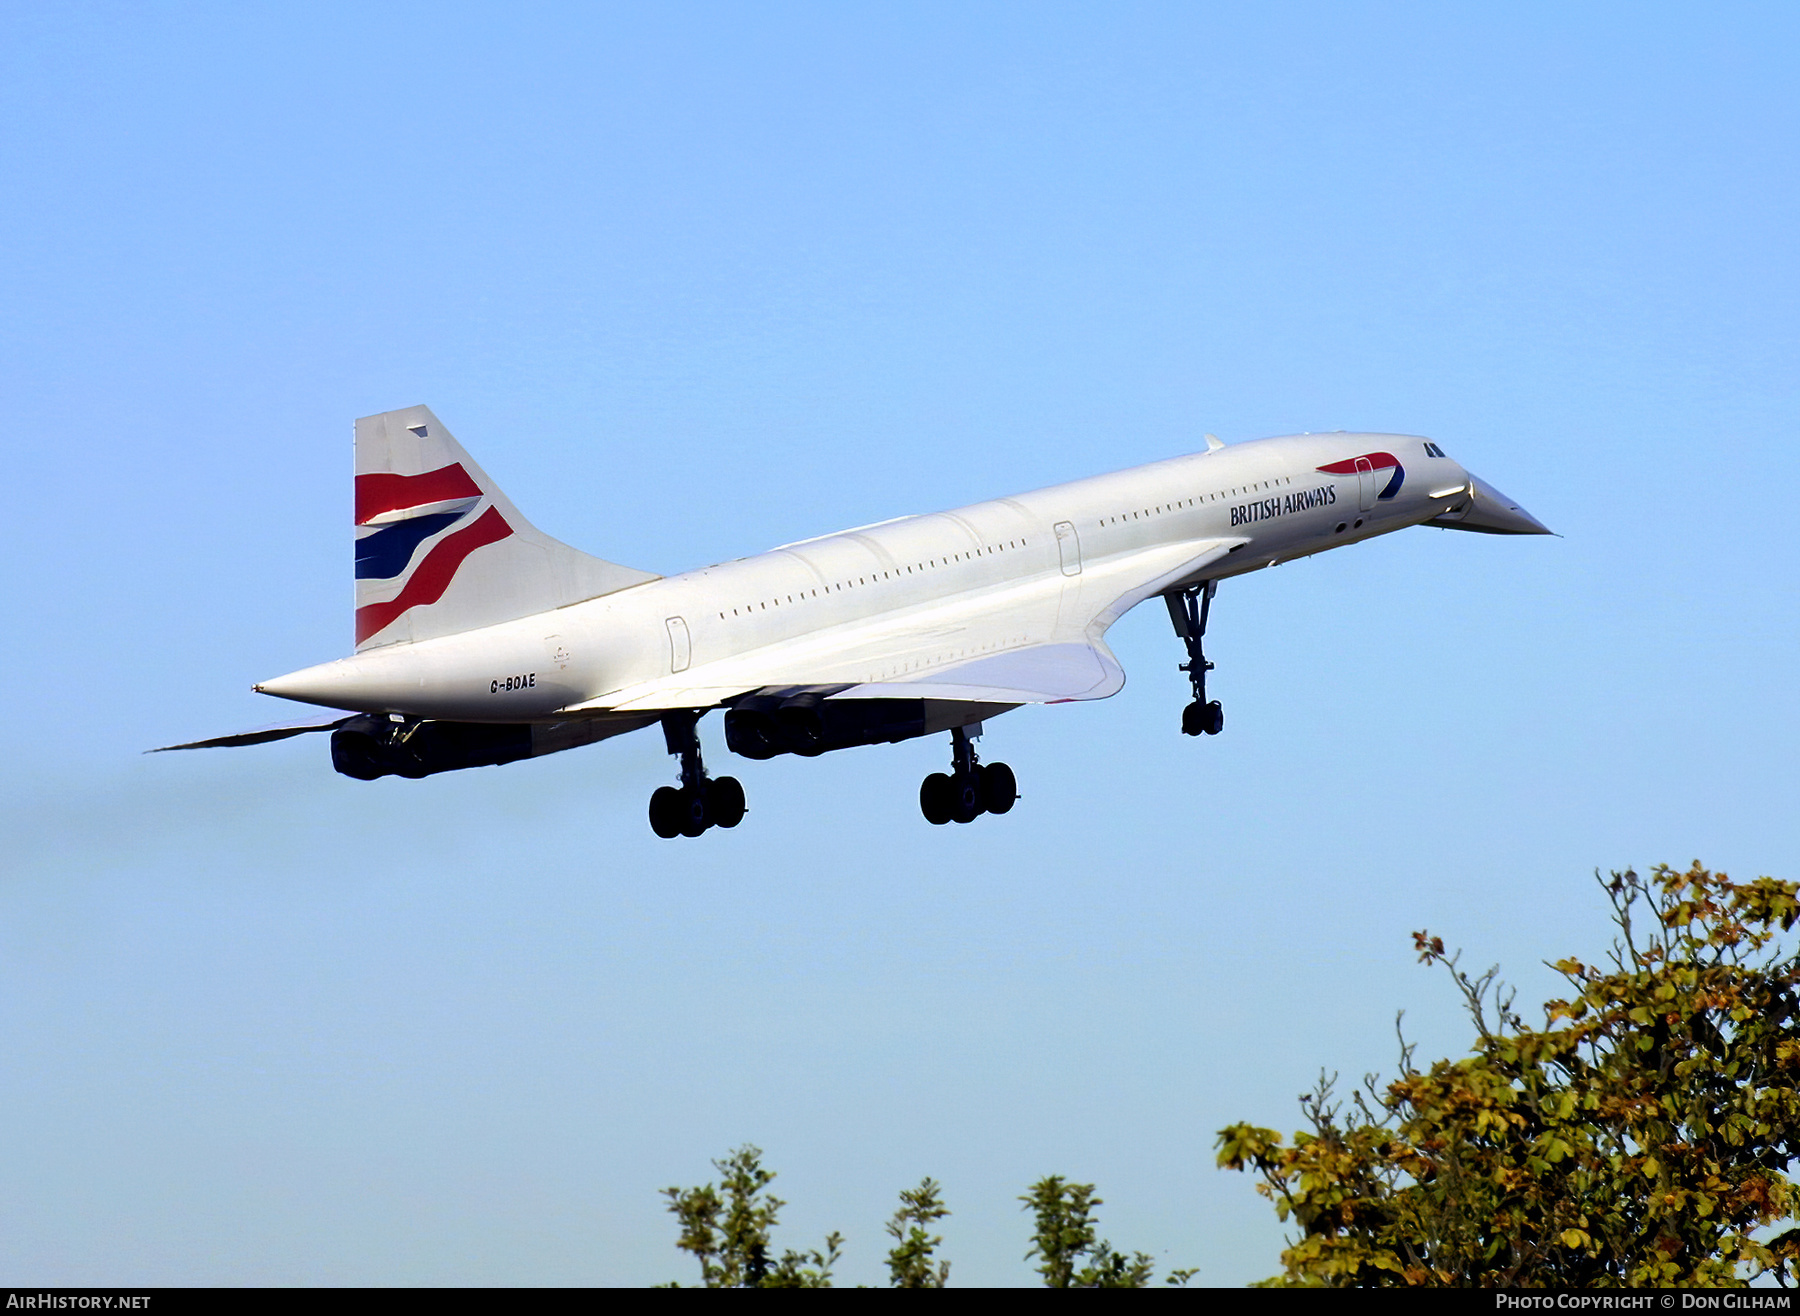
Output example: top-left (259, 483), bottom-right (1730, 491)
top-left (1436, 473), bottom-right (1554, 535)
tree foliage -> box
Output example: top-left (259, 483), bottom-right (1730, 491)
top-left (662, 1145), bottom-right (842, 1287)
top-left (1021, 1175), bottom-right (1190, 1287)
top-left (885, 1177), bottom-right (952, 1287)
top-left (1218, 862), bottom-right (1800, 1287)
top-left (665, 1152), bottom-right (1188, 1285)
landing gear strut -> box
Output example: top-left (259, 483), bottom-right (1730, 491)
top-left (1167, 582), bottom-right (1224, 737)
top-left (919, 723), bottom-right (1017, 825)
top-left (649, 711), bottom-right (746, 839)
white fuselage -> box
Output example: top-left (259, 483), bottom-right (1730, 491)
top-left (260, 433), bottom-right (1476, 721)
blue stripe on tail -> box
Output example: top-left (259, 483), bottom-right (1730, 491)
top-left (355, 510), bottom-right (471, 580)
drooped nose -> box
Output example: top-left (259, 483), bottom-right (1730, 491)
top-left (1432, 473), bottom-right (1554, 536)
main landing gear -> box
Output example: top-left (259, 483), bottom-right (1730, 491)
top-left (648, 711), bottom-right (746, 839)
top-left (919, 724), bottom-right (1017, 825)
top-left (1167, 582), bottom-right (1224, 737)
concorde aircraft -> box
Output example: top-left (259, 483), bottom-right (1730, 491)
top-left (157, 405), bottom-right (1551, 836)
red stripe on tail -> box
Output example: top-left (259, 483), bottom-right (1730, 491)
top-left (356, 464), bottom-right (483, 526)
top-left (354, 506), bottom-right (513, 644)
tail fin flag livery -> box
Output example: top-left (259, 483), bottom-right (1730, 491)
top-left (352, 406), bottom-right (659, 649)
top-left (158, 411), bottom-right (1552, 839)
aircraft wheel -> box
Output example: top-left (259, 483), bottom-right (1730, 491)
top-left (708, 776), bottom-right (746, 829)
top-left (950, 773), bottom-right (983, 824)
top-left (649, 786), bottom-right (684, 839)
top-left (1204, 701), bottom-right (1224, 735)
top-left (678, 786), bottom-right (710, 837)
top-left (1181, 701), bottom-right (1206, 737)
top-left (980, 762), bottom-right (1017, 815)
top-left (920, 773), bottom-right (954, 825)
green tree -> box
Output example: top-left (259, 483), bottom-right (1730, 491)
top-left (1217, 862), bottom-right (1800, 1287)
top-left (1021, 1175), bottom-right (1183, 1287)
top-left (885, 1177), bottom-right (951, 1287)
top-left (662, 1145), bottom-right (842, 1288)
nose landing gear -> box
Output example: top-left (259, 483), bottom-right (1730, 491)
top-left (1167, 582), bottom-right (1224, 737)
top-left (919, 724), bottom-right (1017, 825)
top-left (649, 711), bottom-right (746, 839)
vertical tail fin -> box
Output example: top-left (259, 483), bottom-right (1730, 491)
top-left (353, 405), bottom-right (659, 650)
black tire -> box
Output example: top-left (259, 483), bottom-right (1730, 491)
top-left (678, 786), bottom-right (709, 837)
top-left (920, 773), bottom-right (954, 825)
top-left (1204, 701), bottom-right (1224, 735)
top-left (1181, 701), bottom-right (1205, 737)
top-left (649, 786), bottom-right (684, 839)
top-left (708, 776), bottom-right (746, 829)
top-left (950, 772), bottom-right (983, 824)
top-left (980, 761), bottom-right (1017, 815)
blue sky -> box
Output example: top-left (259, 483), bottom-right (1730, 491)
top-left (2, 1), bottom-right (1795, 1286)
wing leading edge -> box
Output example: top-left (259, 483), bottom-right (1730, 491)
top-left (563, 536), bottom-right (1246, 713)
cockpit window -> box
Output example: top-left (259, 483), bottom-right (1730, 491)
top-left (1423, 441), bottom-right (1448, 458)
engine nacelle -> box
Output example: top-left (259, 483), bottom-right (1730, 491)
top-left (330, 713), bottom-right (656, 780)
top-left (725, 697), bottom-right (920, 760)
top-left (724, 696), bottom-right (1010, 761)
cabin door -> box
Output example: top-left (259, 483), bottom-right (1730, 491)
top-left (1054, 521), bottom-right (1082, 576)
top-left (666, 616), bottom-right (691, 673)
